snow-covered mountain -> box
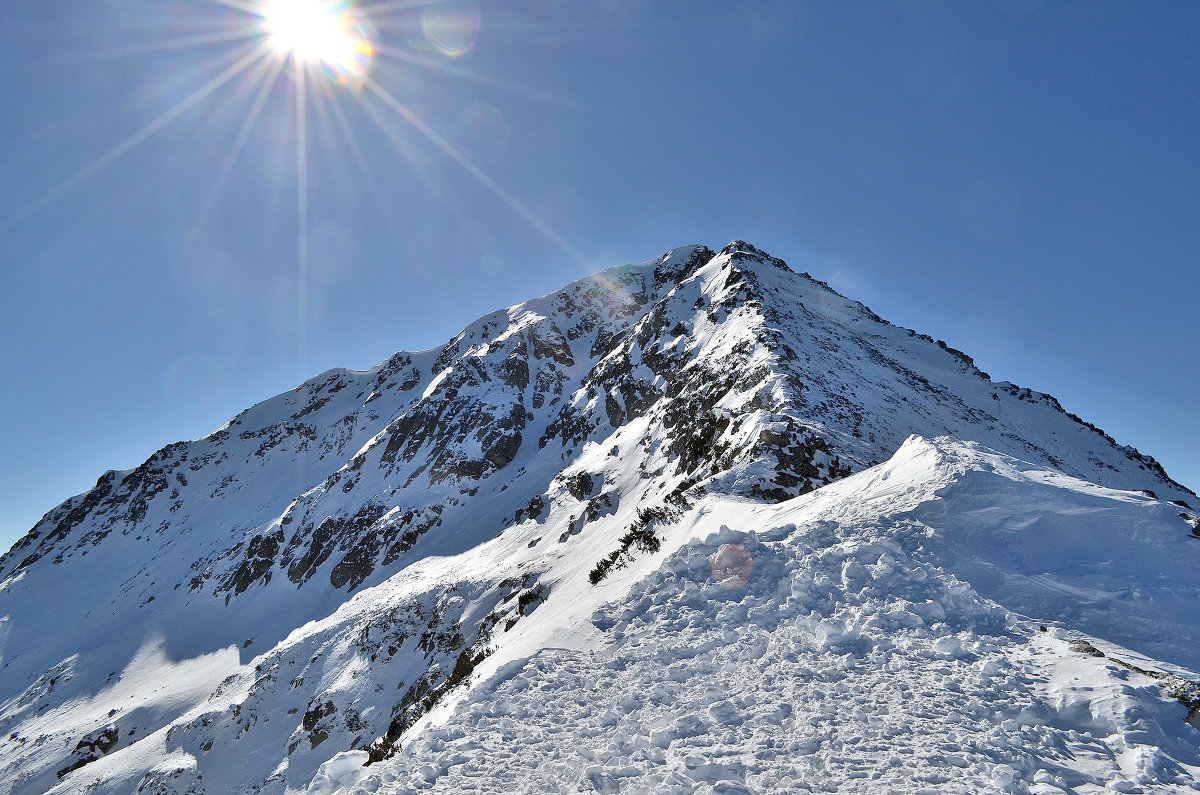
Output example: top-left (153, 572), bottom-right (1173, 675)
top-left (2, 242), bottom-right (1198, 794)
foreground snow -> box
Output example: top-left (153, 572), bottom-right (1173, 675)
top-left (8, 436), bottom-right (1200, 793)
top-left (292, 436), bottom-right (1200, 794)
top-left (37, 434), bottom-right (1183, 795)
top-left (318, 636), bottom-right (1199, 794)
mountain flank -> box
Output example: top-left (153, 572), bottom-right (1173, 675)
top-left (2, 242), bottom-right (1197, 794)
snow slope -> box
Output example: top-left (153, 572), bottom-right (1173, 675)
top-left (311, 437), bottom-right (1200, 794)
top-left (1, 243), bottom-right (1197, 793)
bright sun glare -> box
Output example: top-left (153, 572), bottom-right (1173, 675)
top-left (5, 0), bottom-right (581, 289)
top-left (260, 0), bottom-right (374, 83)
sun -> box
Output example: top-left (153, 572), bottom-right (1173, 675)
top-left (6, 0), bottom-right (582, 278)
top-left (259, 0), bottom-right (374, 84)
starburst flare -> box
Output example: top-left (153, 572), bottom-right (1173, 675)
top-left (259, 0), bottom-right (375, 87)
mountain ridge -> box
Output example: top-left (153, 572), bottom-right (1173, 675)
top-left (2, 242), bottom-right (1197, 794)
top-left (4, 241), bottom-right (1188, 588)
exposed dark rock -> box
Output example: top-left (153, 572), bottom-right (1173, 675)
top-left (513, 495), bottom-right (546, 525)
top-left (292, 395), bottom-right (331, 420)
top-left (566, 472), bottom-right (595, 501)
top-left (483, 432), bottom-right (522, 469)
top-left (57, 723), bottom-right (121, 779)
top-left (302, 700), bottom-right (336, 732)
top-left (499, 350), bottom-right (530, 391)
top-left (276, 502), bottom-right (391, 589)
top-left (1068, 639), bottom-right (1105, 657)
top-left (221, 528), bottom-right (285, 596)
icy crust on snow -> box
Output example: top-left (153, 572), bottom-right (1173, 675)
top-left (299, 436), bottom-right (1200, 795)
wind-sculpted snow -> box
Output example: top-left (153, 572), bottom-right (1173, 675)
top-left (1, 242), bottom-right (1198, 794)
top-left (909, 458), bottom-right (1200, 673)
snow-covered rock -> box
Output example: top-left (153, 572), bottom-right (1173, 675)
top-left (1, 243), bottom-right (1197, 793)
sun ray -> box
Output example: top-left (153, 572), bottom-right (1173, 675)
top-left (322, 87), bottom-right (408, 230)
top-left (373, 44), bottom-right (566, 104)
top-left (294, 57), bottom-right (310, 378)
top-left (354, 75), bottom-right (509, 255)
top-left (357, 90), bottom-right (502, 266)
top-left (0, 40), bottom-right (272, 232)
top-left (361, 0), bottom-right (448, 17)
top-left (207, 0), bottom-right (265, 15)
top-left (307, 71), bottom-right (359, 176)
top-left (357, 83), bottom-right (433, 172)
top-left (364, 77), bottom-right (586, 266)
top-left (183, 54), bottom-right (288, 248)
top-left (302, 72), bottom-right (423, 254)
top-left (324, 86), bottom-right (377, 178)
top-left (96, 26), bottom-right (265, 58)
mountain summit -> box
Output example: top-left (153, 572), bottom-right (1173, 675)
top-left (3, 243), bottom-right (1198, 793)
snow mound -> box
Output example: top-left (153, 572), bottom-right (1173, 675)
top-left (911, 446), bottom-right (1200, 671)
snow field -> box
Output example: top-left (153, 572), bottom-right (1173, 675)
top-left (3, 242), bottom-right (1198, 795)
top-left (309, 452), bottom-right (1200, 793)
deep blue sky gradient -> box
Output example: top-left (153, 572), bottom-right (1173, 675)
top-left (2, 1), bottom-right (1197, 550)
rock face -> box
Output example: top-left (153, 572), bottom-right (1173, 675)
top-left (0, 242), bottom-right (1196, 794)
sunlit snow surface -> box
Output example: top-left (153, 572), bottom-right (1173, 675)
top-left (14, 436), bottom-right (1197, 794)
top-left (3, 244), bottom-right (1199, 793)
top-left (301, 437), bottom-right (1200, 794)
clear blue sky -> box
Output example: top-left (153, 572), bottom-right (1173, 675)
top-left (2, 1), bottom-right (1197, 551)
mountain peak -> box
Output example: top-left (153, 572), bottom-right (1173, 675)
top-left (717, 239), bottom-right (791, 271)
top-left (2, 243), bottom-right (1198, 793)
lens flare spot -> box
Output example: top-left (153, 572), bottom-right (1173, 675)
top-left (260, 0), bottom-right (375, 86)
top-left (711, 544), bottom-right (755, 589)
top-left (421, 6), bottom-right (482, 58)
